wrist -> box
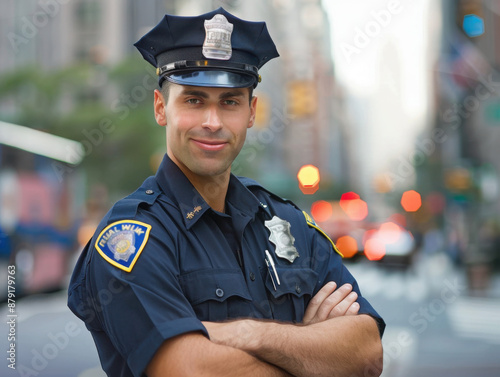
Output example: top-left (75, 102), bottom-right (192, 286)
top-left (237, 319), bottom-right (270, 354)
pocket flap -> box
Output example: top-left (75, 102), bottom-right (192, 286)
top-left (264, 266), bottom-right (318, 299)
top-left (179, 268), bottom-right (252, 305)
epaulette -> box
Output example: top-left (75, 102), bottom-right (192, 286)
top-left (107, 176), bottom-right (161, 223)
top-left (302, 211), bottom-right (343, 257)
top-left (238, 176), bottom-right (301, 210)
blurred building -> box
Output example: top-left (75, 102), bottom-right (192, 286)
top-left (324, 0), bottom-right (443, 227)
top-left (434, 0), bottom-right (500, 269)
top-left (0, 0), bottom-right (177, 71)
top-left (264, 0), bottom-right (344, 187)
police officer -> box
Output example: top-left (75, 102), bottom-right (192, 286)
top-left (68, 8), bottom-right (385, 377)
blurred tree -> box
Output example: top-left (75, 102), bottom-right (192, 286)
top-left (0, 56), bottom-right (164, 199)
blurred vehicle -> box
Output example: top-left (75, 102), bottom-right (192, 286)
top-left (312, 200), bottom-right (417, 269)
top-left (0, 141), bottom-right (84, 301)
top-left (364, 222), bottom-right (416, 269)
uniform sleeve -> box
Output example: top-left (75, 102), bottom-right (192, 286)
top-left (85, 212), bottom-right (207, 377)
top-left (308, 224), bottom-right (386, 337)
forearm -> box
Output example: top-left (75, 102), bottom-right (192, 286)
top-left (146, 332), bottom-right (293, 377)
top-left (255, 314), bottom-right (382, 377)
top-left (205, 314), bottom-right (383, 377)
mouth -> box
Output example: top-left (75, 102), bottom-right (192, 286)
top-left (191, 139), bottom-right (228, 152)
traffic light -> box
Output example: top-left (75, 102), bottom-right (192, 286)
top-left (254, 93), bottom-right (271, 129)
top-left (463, 14), bottom-right (484, 37)
top-left (458, 0), bottom-right (484, 37)
top-left (287, 81), bottom-right (317, 118)
top-left (445, 168), bottom-right (471, 191)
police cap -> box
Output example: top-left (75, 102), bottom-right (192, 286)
top-left (134, 7), bottom-right (279, 88)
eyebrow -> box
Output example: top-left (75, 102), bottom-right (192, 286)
top-left (181, 89), bottom-right (209, 98)
top-left (219, 90), bottom-right (245, 100)
top-left (180, 88), bottom-right (246, 100)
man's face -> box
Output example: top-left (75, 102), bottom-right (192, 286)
top-left (155, 83), bottom-right (257, 179)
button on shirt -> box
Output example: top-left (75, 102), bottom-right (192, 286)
top-left (68, 154), bottom-right (385, 377)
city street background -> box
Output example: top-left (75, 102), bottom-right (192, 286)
top-left (1, 0), bottom-right (500, 376)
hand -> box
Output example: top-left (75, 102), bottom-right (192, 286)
top-left (203, 321), bottom-right (233, 345)
top-left (203, 319), bottom-right (260, 350)
top-left (302, 282), bottom-right (359, 325)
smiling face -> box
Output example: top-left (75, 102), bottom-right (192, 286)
top-left (154, 83), bottom-right (257, 181)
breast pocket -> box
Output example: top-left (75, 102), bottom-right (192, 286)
top-left (261, 266), bottom-right (318, 323)
top-left (179, 268), bottom-right (253, 321)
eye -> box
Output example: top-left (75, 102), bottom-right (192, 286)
top-left (186, 98), bottom-right (202, 104)
top-left (222, 99), bottom-right (239, 106)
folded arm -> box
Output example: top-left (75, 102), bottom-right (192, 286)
top-left (147, 282), bottom-right (383, 377)
top-left (205, 313), bottom-right (382, 377)
top-left (204, 282), bottom-right (383, 377)
top-left (146, 332), bottom-right (293, 377)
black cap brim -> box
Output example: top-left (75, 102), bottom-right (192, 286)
top-left (164, 70), bottom-right (257, 88)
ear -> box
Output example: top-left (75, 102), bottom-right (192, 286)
top-left (248, 95), bottom-right (258, 129)
top-left (154, 89), bottom-right (167, 127)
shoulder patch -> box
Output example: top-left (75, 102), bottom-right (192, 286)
top-left (95, 220), bottom-right (152, 272)
top-left (302, 211), bottom-right (343, 257)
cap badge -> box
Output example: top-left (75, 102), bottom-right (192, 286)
top-left (203, 14), bottom-right (233, 60)
top-left (265, 216), bottom-right (300, 263)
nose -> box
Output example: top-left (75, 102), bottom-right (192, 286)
top-left (202, 105), bottom-right (223, 132)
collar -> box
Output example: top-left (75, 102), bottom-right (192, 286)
top-left (155, 154), bottom-right (263, 229)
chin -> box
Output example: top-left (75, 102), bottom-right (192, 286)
top-left (191, 162), bottom-right (230, 177)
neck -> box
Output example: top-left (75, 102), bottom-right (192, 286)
top-left (166, 151), bottom-right (231, 212)
top-left (181, 168), bottom-right (230, 213)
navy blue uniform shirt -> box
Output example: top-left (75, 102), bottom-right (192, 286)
top-left (68, 154), bottom-right (385, 377)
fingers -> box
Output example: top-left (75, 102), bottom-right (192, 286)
top-left (303, 282), bottom-right (360, 325)
top-left (316, 283), bottom-right (351, 320)
top-left (328, 290), bottom-right (358, 318)
top-left (303, 281), bottom-right (337, 324)
top-left (346, 301), bottom-right (360, 316)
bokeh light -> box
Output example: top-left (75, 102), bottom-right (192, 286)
top-left (364, 238), bottom-right (386, 261)
top-left (401, 190), bottom-right (422, 212)
top-left (297, 165), bottom-right (320, 187)
top-left (378, 222), bottom-right (402, 244)
top-left (340, 191), bottom-right (360, 203)
top-left (311, 200), bottom-right (333, 222)
top-left (340, 194), bottom-right (368, 221)
top-left (336, 235), bottom-right (358, 258)
top-left (297, 165), bottom-right (320, 194)
top-left (463, 14), bottom-right (485, 37)
top-left (363, 229), bottom-right (378, 245)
